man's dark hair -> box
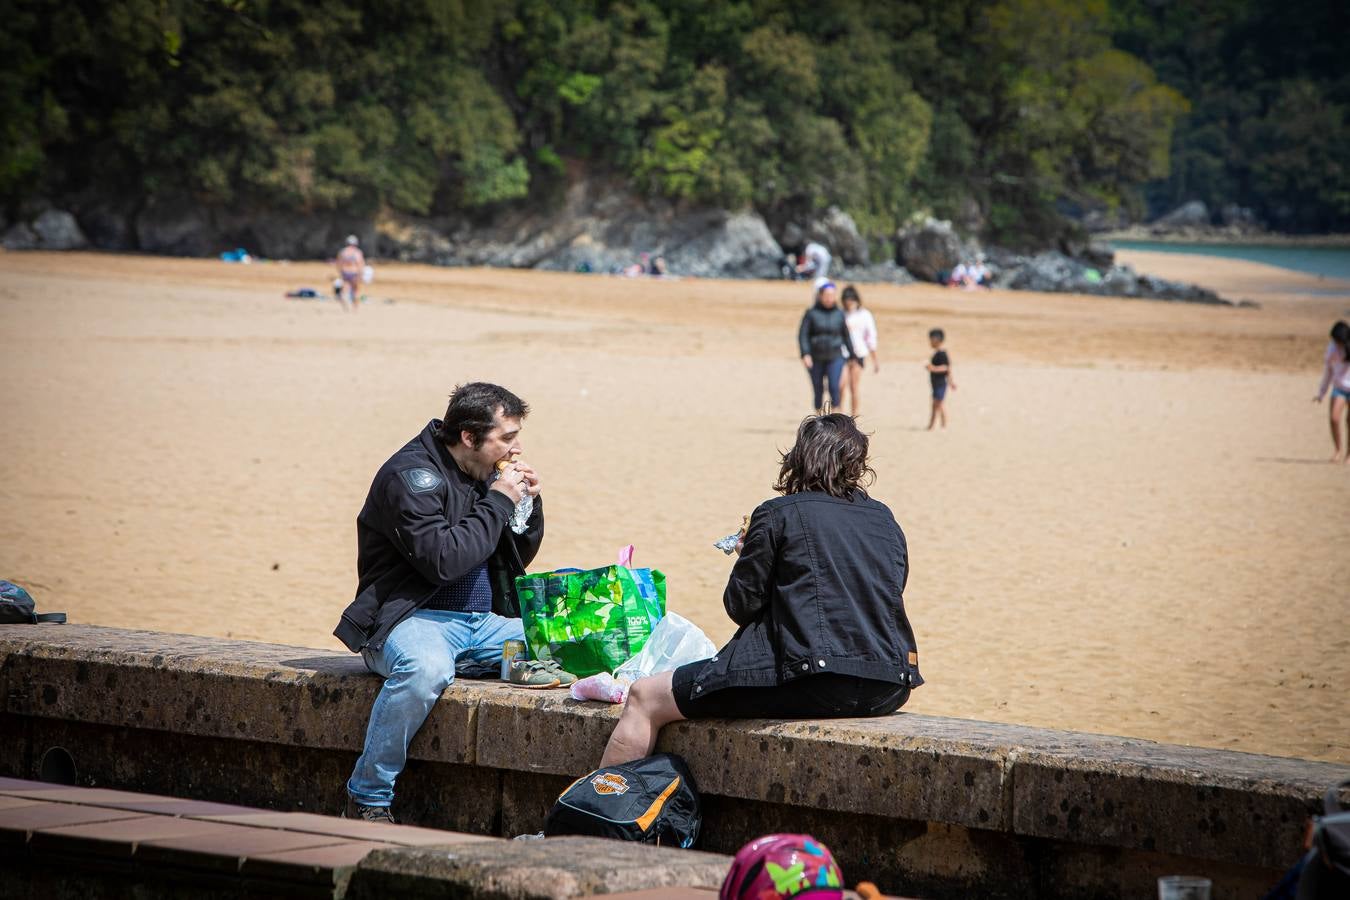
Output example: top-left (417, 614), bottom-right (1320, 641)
top-left (438, 382), bottom-right (529, 448)
top-left (773, 414), bottom-right (874, 499)
top-left (928, 328), bottom-right (945, 341)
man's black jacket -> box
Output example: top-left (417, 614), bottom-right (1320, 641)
top-left (333, 420), bottom-right (544, 654)
top-left (687, 490), bottom-right (922, 696)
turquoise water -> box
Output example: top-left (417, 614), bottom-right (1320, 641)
top-left (1112, 240), bottom-right (1350, 282)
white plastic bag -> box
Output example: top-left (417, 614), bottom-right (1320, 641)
top-left (612, 612), bottom-right (716, 684)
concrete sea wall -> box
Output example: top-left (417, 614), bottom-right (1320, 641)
top-left (2, 625), bottom-right (1345, 898)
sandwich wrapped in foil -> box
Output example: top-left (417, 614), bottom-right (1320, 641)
top-left (713, 515), bottom-right (750, 554)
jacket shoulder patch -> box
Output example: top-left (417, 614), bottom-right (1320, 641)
top-left (399, 467), bottom-right (443, 494)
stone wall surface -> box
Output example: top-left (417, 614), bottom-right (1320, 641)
top-left (0, 773), bottom-right (732, 900)
top-left (3, 624), bottom-right (1347, 898)
top-left (345, 836), bottom-right (730, 900)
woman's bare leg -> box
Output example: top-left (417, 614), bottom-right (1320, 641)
top-left (1333, 396), bottom-right (1349, 462)
top-left (847, 362), bottom-right (862, 416)
top-left (1343, 401), bottom-right (1350, 464)
top-left (599, 671), bottom-right (685, 767)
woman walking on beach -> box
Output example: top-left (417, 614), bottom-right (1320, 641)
top-left (839, 285), bottom-right (879, 416)
top-left (796, 282), bottom-right (853, 413)
top-left (1314, 320), bottom-right (1350, 463)
top-left (598, 414), bottom-right (922, 767)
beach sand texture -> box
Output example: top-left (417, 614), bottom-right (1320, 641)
top-left (2, 249), bottom-right (1347, 764)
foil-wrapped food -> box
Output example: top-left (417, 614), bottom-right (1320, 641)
top-left (713, 515), bottom-right (751, 554)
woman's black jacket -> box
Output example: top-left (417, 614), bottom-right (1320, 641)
top-left (797, 303), bottom-right (853, 362)
top-left (687, 491), bottom-right (922, 697)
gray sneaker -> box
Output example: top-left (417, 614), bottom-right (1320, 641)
top-left (535, 659), bottom-right (579, 687)
top-left (343, 795), bottom-right (396, 824)
top-left (509, 659), bottom-right (561, 688)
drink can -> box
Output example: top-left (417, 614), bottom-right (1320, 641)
top-left (501, 639), bottom-right (527, 680)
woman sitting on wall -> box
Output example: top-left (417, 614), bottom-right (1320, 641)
top-left (598, 414), bottom-right (923, 766)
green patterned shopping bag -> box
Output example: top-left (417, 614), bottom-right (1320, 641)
top-left (515, 564), bottom-right (666, 677)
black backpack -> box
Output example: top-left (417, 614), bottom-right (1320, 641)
top-left (0, 581), bottom-right (65, 625)
top-left (544, 752), bottom-right (701, 848)
top-left (1297, 779), bottom-right (1350, 899)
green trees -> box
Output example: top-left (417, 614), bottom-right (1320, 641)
top-left (1113, 0), bottom-right (1350, 231)
top-left (966, 0), bottom-right (1187, 243)
top-left (2, 0), bottom-right (529, 217)
top-left (8, 0), bottom-right (1338, 249)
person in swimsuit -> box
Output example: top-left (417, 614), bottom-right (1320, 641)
top-left (336, 235), bottom-right (366, 311)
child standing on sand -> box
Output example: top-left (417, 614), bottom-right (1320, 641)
top-left (1314, 319), bottom-right (1350, 463)
top-left (840, 285), bottom-right (879, 417)
top-left (925, 328), bottom-right (956, 430)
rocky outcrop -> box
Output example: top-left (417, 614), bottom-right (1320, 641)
top-left (32, 209), bottom-right (89, 249)
top-left (229, 210), bottom-right (374, 260)
top-left (895, 217), bottom-right (967, 282)
top-left (4, 172), bottom-right (786, 278)
top-left (776, 206), bottom-right (869, 265)
top-left (1218, 203), bottom-right (1260, 229)
top-left (660, 211), bottom-right (783, 278)
top-left (1, 222), bottom-right (39, 250)
top-left (76, 204), bottom-right (136, 250)
top-left (1057, 233), bottom-right (1116, 270)
top-left (131, 197), bottom-right (372, 259)
top-left (830, 260), bottom-right (915, 285)
top-left (1154, 200), bottom-right (1211, 230)
top-left (2, 209), bottom-right (89, 250)
top-left (1098, 200), bottom-right (1268, 242)
top-left (0, 177), bottom-right (1240, 301)
top-left (993, 249), bottom-right (1229, 304)
top-left (379, 173), bottom-right (785, 279)
top-left (134, 198), bottom-right (217, 256)
top-left (377, 215), bottom-right (454, 263)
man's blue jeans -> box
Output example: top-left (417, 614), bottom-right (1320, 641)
top-left (347, 609), bottom-right (524, 808)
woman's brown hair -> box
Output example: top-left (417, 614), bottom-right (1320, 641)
top-left (773, 414), bottom-right (875, 499)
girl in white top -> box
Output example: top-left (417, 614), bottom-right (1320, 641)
top-left (840, 285), bottom-right (879, 416)
top-left (1314, 320), bottom-right (1350, 463)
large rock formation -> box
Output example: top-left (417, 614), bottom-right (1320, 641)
top-left (1057, 232), bottom-right (1116, 270)
top-left (895, 217), bottom-right (966, 282)
top-left (1, 222), bottom-right (38, 250)
top-left (32, 210), bottom-right (89, 249)
top-left (134, 198), bottom-right (216, 256)
top-left (1153, 200), bottom-right (1211, 230)
top-left (379, 173), bottom-right (785, 279)
top-left (130, 197), bottom-right (371, 259)
top-left (776, 206), bottom-right (869, 265)
top-left (0, 174), bottom-right (1238, 301)
top-left (993, 250), bottom-right (1229, 304)
top-left (76, 204), bottom-right (136, 250)
top-left (2, 209), bottom-right (89, 250)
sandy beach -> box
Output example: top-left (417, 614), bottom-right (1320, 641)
top-left (1, 249), bottom-right (1347, 764)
